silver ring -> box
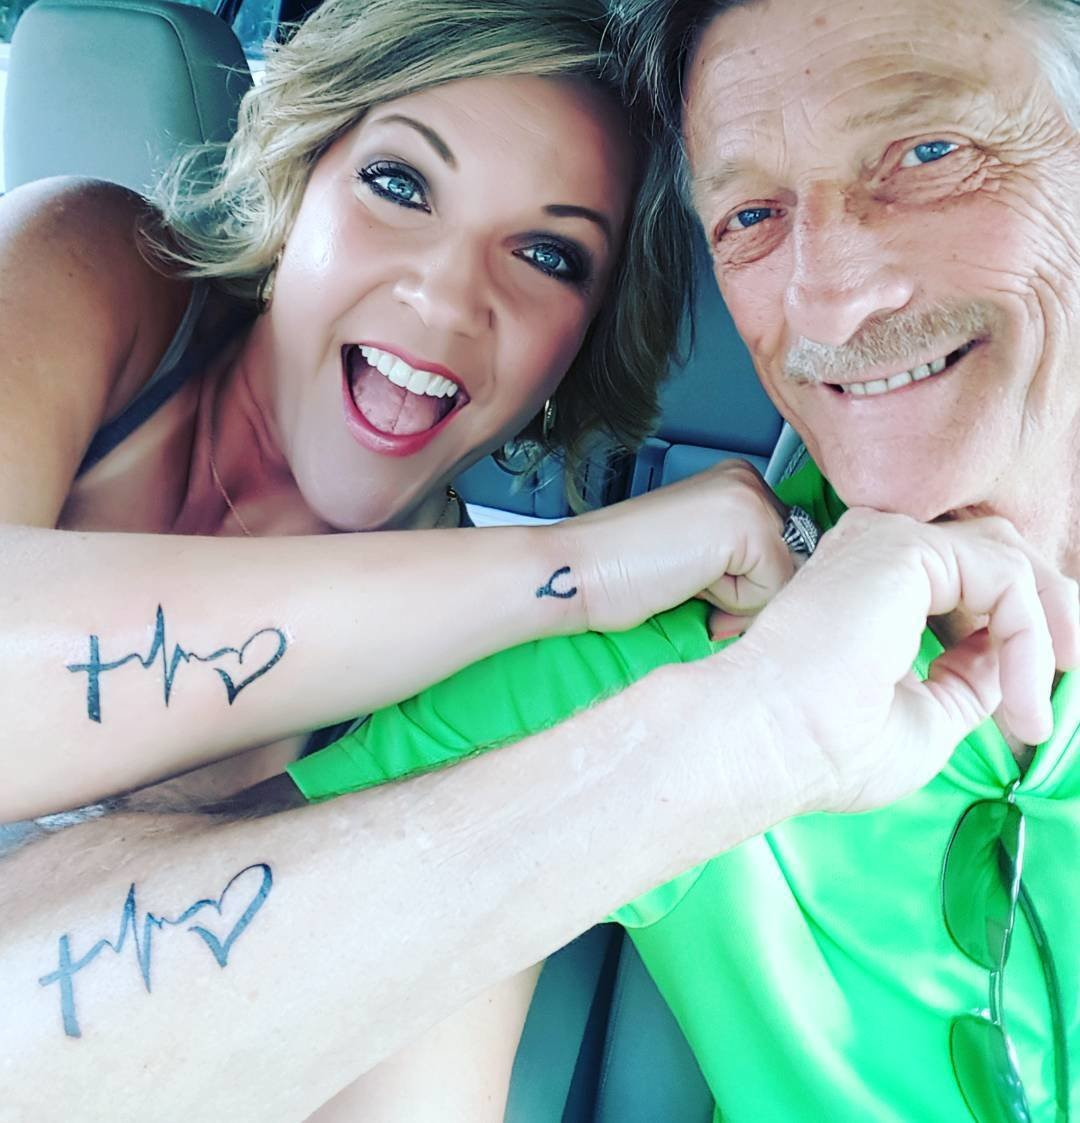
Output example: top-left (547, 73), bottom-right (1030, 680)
top-left (781, 505), bottom-right (820, 556)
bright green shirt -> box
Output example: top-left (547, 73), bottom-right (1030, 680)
top-left (288, 462), bottom-right (1079, 1122)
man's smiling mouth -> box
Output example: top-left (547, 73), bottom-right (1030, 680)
top-left (827, 340), bottom-right (979, 398)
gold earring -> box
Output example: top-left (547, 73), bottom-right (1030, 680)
top-left (542, 397), bottom-right (557, 442)
top-left (257, 250), bottom-right (282, 312)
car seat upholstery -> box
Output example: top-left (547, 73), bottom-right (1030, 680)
top-left (506, 924), bottom-right (714, 1123)
top-left (630, 233), bottom-right (784, 494)
top-left (455, 444), bottom-right (624, 523)
top-left (5, 0), bottom-right (252, 195)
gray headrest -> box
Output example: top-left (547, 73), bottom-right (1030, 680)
top-left (658, 234), bottom-right (782, 460)
top-left (5, 0), bottom-right (252, 194)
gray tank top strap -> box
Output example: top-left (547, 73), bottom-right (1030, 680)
top-left (75, 283), bottom-right (211, 479)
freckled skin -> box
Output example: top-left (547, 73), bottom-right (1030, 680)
top-left (685, 0), bottom-right (1080, 573)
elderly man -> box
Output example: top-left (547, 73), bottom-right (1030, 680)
top-left (600, 0), bottom-right (1080, 1118)
top-left (2, 1), bottom-right (1078, 1119)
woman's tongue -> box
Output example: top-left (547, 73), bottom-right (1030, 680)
top-left (350, 366), bottom-right (443, 436)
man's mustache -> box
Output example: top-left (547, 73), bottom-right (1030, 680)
top-left (782, 302), bottom-right (997, 384)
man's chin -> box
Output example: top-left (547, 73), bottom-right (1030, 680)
top-left (828, 474), bottom-right (957, 523)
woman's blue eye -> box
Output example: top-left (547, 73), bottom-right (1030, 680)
top-left (724, 207), bottom-right (774, 233)
top-left (518, 241), bottom-right (589, 286)
top-left (900, 140), bottom-right (958, 168)
top-left (358, 162), bottom-right (429, 211)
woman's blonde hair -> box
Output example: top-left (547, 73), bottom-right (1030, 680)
top-left (149, 0), bottom-right (694, 499)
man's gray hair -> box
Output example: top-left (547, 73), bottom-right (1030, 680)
top-left (612, 0), bottom-right (1080, 205)
top-left (1018, 0), bottom-right (1080, 127)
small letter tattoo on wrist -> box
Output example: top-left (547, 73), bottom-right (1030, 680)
top-left (535, 566), bottom-right (578, 600)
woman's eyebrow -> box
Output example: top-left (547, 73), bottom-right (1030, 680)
top-left (544, 204), bottom-right (612, 244)
top-left (373, 113), bottom-right (457, 168)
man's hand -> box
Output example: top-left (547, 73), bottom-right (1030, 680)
top-left (555, 460), bottom-right (796, 634)
top-left (717, 508), bottom-right (1080, 814)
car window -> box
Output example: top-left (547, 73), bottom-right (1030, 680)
top-left (0, 0), bottom-right (278, 53)
top-left (0, 0), bottom-right (30, 43)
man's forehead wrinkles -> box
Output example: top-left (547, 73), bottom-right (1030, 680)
top-left (689, 119), bottom-right (786, 198)
top-left (840, 73), bottom-right (983, 132)
top-left (688, 71), bottom-right (1004, 194)
top-left (688, 85), bottom-right (826, 194)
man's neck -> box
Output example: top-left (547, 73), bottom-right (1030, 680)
top-left (943, 438), bottom-right (1080, 581)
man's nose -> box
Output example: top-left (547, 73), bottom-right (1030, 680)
top-left (784, 185), bottom-right (912, 346)
top-left (392, 236), bottom-right (491, 338)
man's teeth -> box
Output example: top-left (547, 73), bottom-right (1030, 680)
top-left (358, 345), bottom-right (458, 399)
top-left (843, 353), bottom-right (949, 397)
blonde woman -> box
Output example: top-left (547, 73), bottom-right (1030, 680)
top-left (0, 0), bottom-right (792, 821)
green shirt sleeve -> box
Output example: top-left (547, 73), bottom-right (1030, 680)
top-left (290, 456), bottom-right (838, 805)
top-left (287, 599), bottom-right (719, 803)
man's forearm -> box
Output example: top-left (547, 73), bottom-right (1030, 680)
top-left (0, 656), bottom-right (799, 1122)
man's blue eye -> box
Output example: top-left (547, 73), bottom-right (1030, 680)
top-left (725, 207), bottom-right (773, 233)
top-left (901, 140), bottom-right (958, 168)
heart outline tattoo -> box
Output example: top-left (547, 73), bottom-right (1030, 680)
top-left (39, 863), bottom-right (274, 1038)
top-left (67, 606), bottom-right (289, 722)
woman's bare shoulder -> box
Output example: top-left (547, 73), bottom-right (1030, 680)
top-left (0, 177), bottom-right (192, 525)
top-left (0, 175), bottom-right (186, 322)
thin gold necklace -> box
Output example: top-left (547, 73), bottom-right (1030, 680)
top-left (207, 419), bottom-right (254, 538)
top-left (207, 396), bottom-right (459, 538)
top-left (435, 486), bottom-right (461, 530)
top-left (209, 445), bottom-right (459, 538)
top-left (208, 450), bottom-right (254, 537)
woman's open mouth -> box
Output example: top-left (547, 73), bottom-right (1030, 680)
top-left (341, 343), bottom-right (470, 457)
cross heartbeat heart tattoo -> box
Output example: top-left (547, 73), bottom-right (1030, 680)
top-left (38, 863), bottom-right (273, 1038)
top-left (67, 606), bottom-right (288, 722)
top-left (535, 566), bottom-right (578, 601)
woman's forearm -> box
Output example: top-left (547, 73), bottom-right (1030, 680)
top-left (0, 659), bottom-right (795, 1122)
top-left (0, 522), bottom-right (584, 819)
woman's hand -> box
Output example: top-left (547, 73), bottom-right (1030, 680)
top-left (554, 459), bottom-right (795, 634)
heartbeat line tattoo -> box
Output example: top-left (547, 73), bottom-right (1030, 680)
top-left (535, 566), bottom-right (578, 601)
top-left (66, 606), bottom-right (288, 722)
top-left (38, 864), bottom-right (273, 1039)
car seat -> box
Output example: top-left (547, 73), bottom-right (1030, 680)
top-left (629, 232), bottom-right (787, 495)
top-left (4, 0), bottom-right (252, 195)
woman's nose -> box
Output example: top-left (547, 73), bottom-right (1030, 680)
top-left (392, 236), bottom-right (492, 338)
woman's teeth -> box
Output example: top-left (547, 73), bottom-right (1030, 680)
top-left (839, 342), bottom-right (974, 397)
top-left (359, 345), bottom-right (458, 399)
